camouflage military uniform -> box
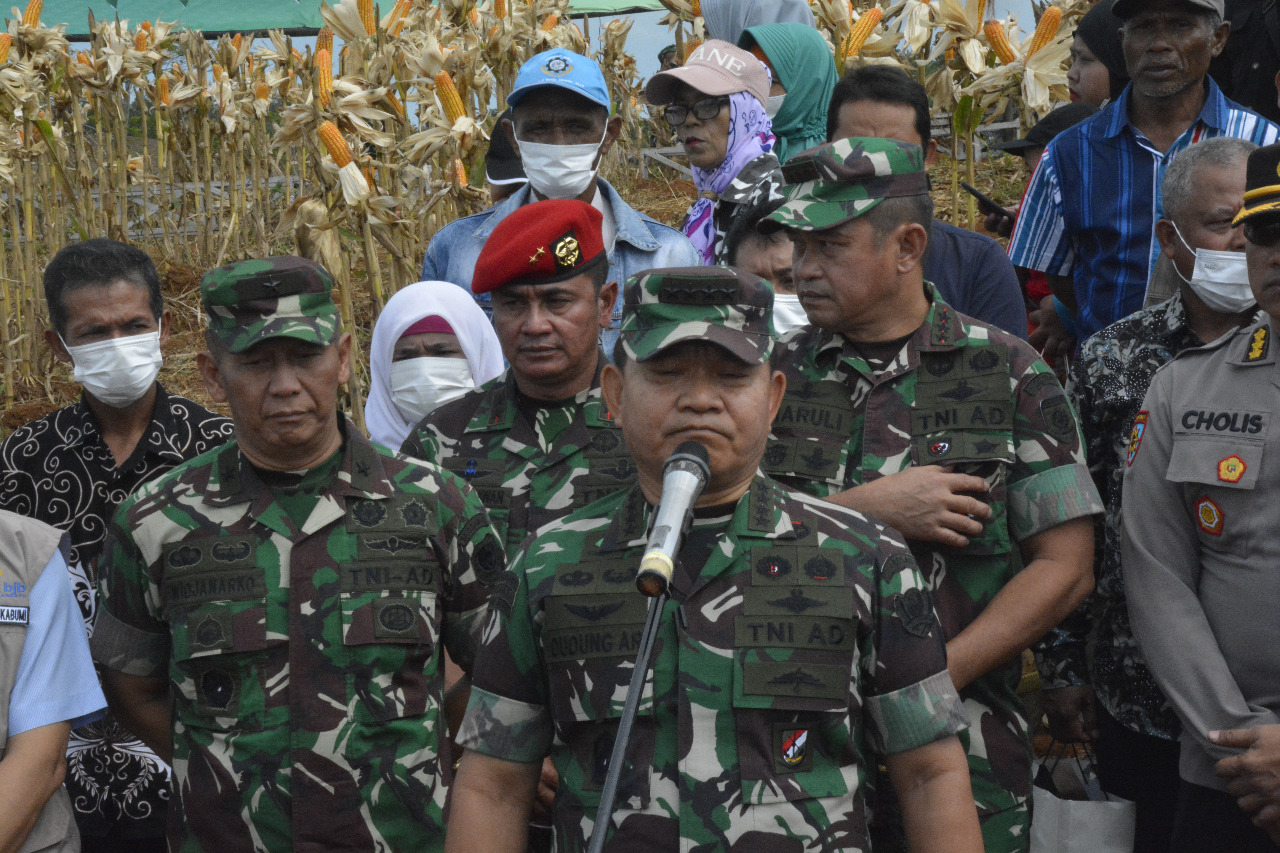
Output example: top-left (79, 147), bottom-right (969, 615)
top-left (458, 476), bottom-right (968, 852)
top-left (91, 255), bottom-right (505, 853)
top-left (768, 291), bottom-right (1101, 848)
top-left (401, 356), bottom-right (635, 555)
top-left (90, 427), bottom-right (503, 853)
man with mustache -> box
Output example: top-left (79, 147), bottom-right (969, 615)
top-left (762, 136), bottom-right (1102, 853)
top-left (1008, 0), bottom-right (1278, 356)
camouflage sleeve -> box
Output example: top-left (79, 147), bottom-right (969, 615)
top-left (1007, 349), bottom-right (1103, 542)
top-left (863, 536), bottom-right (966, 755)
top-left (456, 545), bottom-right (553, 765)
top-left (433, 467), bottom-right (505, 673)
top-left (90, 500), bottom-right (170, 677)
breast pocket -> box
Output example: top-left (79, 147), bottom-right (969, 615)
top-left (162, 538), bottom-right (279, 732)
top-left (339, 549), bottom-right (442, 723)
top-left (768, 381), bottom-right (855, 493)
top-left (732, 557), bottom-right (858, 806)
top-left (542, 591), bottom-right (654, 811)
top-left (1166, 436), bottom-right (1264, 558)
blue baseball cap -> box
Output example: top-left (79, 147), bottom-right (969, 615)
top-left (507, 49), bottom-right (611, 111)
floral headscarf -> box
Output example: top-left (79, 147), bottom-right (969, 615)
top-left (684, 91), bottom-right (776, 263)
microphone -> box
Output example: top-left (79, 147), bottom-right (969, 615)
top-left (636, 441), bottom-right (711, 597)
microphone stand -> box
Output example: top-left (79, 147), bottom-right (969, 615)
top-left (585, 590), bottom-right (667, 853)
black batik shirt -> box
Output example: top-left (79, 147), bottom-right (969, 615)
top-left (0, 384), bottom-right (232, 839)
top-left (1039, 293), bottom-right (1233, 739)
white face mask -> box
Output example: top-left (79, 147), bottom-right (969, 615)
top-left (1171, 223), bottom-right (1256, 314)
top-left (62, 331), bottom-right (162, 408)
top-left (515, 123), bottom-right (608, 200)
top-left (772, 293), bottom-right (808, 335)
top-left (765, 94), bottom-right (786, 119)
top-left (390, 357), bottom-right (475, 425)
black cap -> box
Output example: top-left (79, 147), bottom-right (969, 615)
top-left (1233, 143), bottom-right (1280, 226)
top-left (486, 108), bottom-right (526, 187)
top-left (1112, 0), bottom-right (1222, 19)
top-left (990, 103), bottom-right (1100, 154)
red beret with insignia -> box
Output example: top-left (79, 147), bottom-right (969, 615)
top-left (472, 199), bottom-right (607, 295)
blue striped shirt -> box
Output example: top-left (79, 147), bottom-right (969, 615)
top-left (1007, 79), bottom-right (1279, 341)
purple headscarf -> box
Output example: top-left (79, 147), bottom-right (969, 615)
top-left (684, 91), bottom-right (776, 263)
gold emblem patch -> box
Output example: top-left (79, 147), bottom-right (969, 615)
top-left (1218, 455), bottom-right (1247, 483)
top-left (554, 234), bottom-right (581, 269)
top-left (1195, 496), bottom-right (1224, 536)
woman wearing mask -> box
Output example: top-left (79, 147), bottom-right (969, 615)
top-left (645, 39), bottom-right (785, 265)
top-left (1069, 2), bottom-right (1128, 107)
top-left (738, 23), bottom-right (838, 163)
top-left (364, 281), bottom-right (503, 451)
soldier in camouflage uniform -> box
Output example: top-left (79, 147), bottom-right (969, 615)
top-left (402, 199), bottom-right (636, 555)
top-left (445, 266), bottom-right (983, 853)
top-left (760, 137), bottom-right (1103, 852)
top-left (90, 256), bottom-right (504, 853)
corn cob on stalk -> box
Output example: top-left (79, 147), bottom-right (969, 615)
top-left (541, 13), bottom-right (559, 30)
top-left (453, 158), bottom-right (467, 187)
top-left (985, 20), bottom-right (1016, 64)
top-left (319, 120), bottom-right (371, 204)
top-left (21, 0), bottom-right (41, 27)
top-left (158, 74), bottom-right (171, 106)
top-left (843, 7), bottom-right (882, 61)
top-left (0, 35), bottom-right (12, 64)
top-left (359, 0), bottom-right (377, 35)
top-left (435, 71), bottom-right (466, 123)
top-left (316, 49), bottom-right (333, 108)
top-left (1026, 6), bottom-right (1061, 57)
top-left (316, 26), bottom-right (333, 55)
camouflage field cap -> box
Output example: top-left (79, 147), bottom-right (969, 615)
top-left (620, 265), bottom-right (774, 364)
top-left (202, 256), bottom-right (339, 353)
top-left (761, 137), bottom-right (929, 233)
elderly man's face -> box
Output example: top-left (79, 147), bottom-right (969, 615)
top-left (1121, 1), bottom-right (1228, 100)
top-left (1165, 162), bottom-right (1248, 281)
top-left (602, 341), bottom-right (785, 506)
top-left (1246, 216), bottom-right (1280, 319)
top-left (508, 87), bottom-right (613, 149)
top-left (198, 335), bottom-right (350, 471)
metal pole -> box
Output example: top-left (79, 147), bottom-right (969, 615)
top-left (585, 592), bottom-right (668, 853)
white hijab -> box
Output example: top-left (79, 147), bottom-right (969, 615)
top-left (365, 281), bottom-right (504, 451)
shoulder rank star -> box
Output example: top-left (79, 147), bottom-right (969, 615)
top-left (1218, 454), bottom-right (1247, 483)
top-left (1248, 327), bottom-right (1269, 361)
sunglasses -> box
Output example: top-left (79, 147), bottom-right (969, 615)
top-left (1245, 218), bottom-right (1280, 248)
top-left (664, 96), bottom-right (730, 127)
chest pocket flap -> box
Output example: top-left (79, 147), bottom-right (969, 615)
top-left (1168, 407), bottom-right (1269, 490)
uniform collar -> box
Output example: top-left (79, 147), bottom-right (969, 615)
top-left (472, 179), bottom-right (662, 253)
top-left (463, 351), bottom-right (614, 435)
top-left (68, 383), bottom-right (187, 465)
top-left (206, 419), bottom-right (395, 507)
top-left (596, 475), bottom-right (799, 554)
top-left (814, 283), bottom-right (965, 380)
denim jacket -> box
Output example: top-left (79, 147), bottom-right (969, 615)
top-left (420, 179), bottom-right (700, 331)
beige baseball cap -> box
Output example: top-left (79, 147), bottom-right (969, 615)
top-left (644, 39), bottom-right (770, 107)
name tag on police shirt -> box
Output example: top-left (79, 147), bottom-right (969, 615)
top-left (0, 605), bottom-right (29, 625)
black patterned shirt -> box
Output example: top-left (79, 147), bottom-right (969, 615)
top-left (1039, 293), bottom-right (1232, 739)
top-left (0, 385), bottom-right (232, 839)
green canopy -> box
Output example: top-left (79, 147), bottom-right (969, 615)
top-left (38, 0), bottom-right (665, 39)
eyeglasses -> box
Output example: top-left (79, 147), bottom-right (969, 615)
top-left (1245, 218), bottom-right (1280, 248)
top-left (664, 96), bottom-right (729, 127)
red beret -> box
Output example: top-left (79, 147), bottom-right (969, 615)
top-left (472, 199), bottom-right (607, 295)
